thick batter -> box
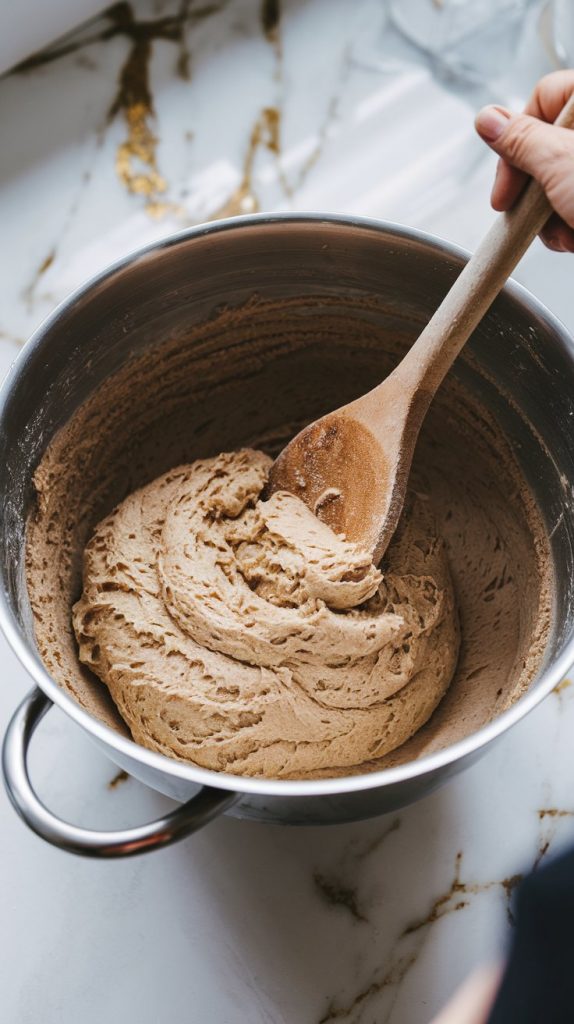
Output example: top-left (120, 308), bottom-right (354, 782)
top-left (72, 449), bottom-right (458, 776)
top-left (25, 294), bottom-right (552, 779)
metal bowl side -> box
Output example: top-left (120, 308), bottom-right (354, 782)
top-left (1, 213), bottom-right (573, 828)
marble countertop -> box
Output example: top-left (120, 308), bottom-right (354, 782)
top-left (2, 1), bottom-right (574, 1021)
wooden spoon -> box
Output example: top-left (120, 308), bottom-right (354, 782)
top-left (266, 95), bottom-right (574, 565)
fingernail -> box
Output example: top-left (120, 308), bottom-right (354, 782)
top-left (475, 105), bottom-right (511, 143)
top-left (546, 236), bottom-right (568, 253)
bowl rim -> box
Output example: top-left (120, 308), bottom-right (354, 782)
top-left (2, 210), bottom-right (574, 798)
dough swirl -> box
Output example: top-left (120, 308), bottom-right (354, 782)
top-left (73, 449), bottom-right (459, 778)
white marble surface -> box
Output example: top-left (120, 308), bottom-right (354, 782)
top-left (2, 1), bottom-right (574, 1021)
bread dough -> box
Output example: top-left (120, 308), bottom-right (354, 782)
top-left (25, 293), bottom-right (551, 781)
top-left (72, 449), bottom-right (458, 777)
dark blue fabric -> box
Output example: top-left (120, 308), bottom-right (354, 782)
top-left (488, 847), bottom-right (574, 1023)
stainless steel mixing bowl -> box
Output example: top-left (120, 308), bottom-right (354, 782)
top-left (2, 214), bottom-right (574, 858)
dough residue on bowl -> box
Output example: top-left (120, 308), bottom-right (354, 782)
top-left (25, 294), bottom-right (552, 781)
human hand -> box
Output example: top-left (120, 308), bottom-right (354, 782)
top-left (429, 966), bottom-right (501, 1024)
top-left (474, 70), bottom-right (574, 252)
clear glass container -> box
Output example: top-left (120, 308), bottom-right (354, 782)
top-left (388, 0), bottom-right (536, 84)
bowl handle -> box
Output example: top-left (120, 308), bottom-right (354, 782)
top-left (2, 687), bottom-right (238, 858)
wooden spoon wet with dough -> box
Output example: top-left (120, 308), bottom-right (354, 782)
top-left (266, 96), bottom-right (574, 565)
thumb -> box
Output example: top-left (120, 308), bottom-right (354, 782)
top-left (475, 104), bottom-right (574, 228)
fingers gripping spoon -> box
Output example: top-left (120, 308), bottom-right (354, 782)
top-left (266, 95), bottom-right (574, 564)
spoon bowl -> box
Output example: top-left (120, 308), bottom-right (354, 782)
top-left (266, 372), bottom-right (426, 564)
top-left (267, 95), bottom-right (574, 561)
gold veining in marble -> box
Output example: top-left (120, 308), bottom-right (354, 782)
top-left (313, 873), bottom-right (367, 924)
top-left (12, 1), bottom-right (226, 218)
top-left (261, 0), bottom-right (281, 44)
top-left (285, 45), bottom-right (350, 199)
top-left (403, 853), bottom-right (523, 934)
top-left (12, 0), bottom-right (197, 76)
top-left (313, 818), bottom-right (401, 902)
top-left (107, 2), bottom-right (228, 216)
top-left (209, 106), bottom-right (282, 218)
top-left (209, 0), bottom-right (334, 218)
top-left (290, 92), bottom-right (340, 193)
top-left (308, 822), bottom-right (403, 940)
top-left (22, 247), bottom-right (57, 309)
top-left (75, 53), bottom-right (100, 71)
top-left (317, 849), bottom-right (532, 1023)
top-left (108, 769), bottom-right (129, 789)
top-left (501, 874), bottom-right (524, 924)
top-left (114, 102), bottom-right (168, 216)
top-left (351, 817), bottom-right (401, 861)
top-left (553, 677), bottom-right (572, 698)
top-left (107, 3), bottom-right (173, 216)
top-left (0, 331), bottom-right (27, 348)
top-left (534, 840), bottom-right (550, 868)
top-left (38, 251), bottom-right (55, 275)
top-left (105, 1), bottom-right (226, 216)
top-left (538, 807), bottom-right (574, 819)
top-left (534, 806), bottom-right (574, 872)
top-left (319, 955), bottom-right (418, 1024)
top-left (13, 31), bottom-right (101, 73)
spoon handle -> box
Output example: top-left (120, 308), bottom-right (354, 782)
top-left (398, 92), bottom-right (574, 396)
